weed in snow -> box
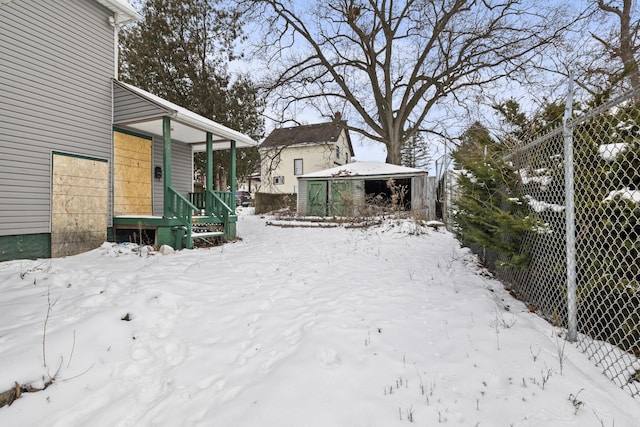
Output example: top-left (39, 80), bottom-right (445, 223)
top-left (568, 388), bottom-right (585, 415)
top-left (554, 331), bottom-right (569, 375)
top-left (490, 309), bottom-right (517, 350)
top-left (593, 409), bottom-right (617, 427)
top-left (529, 344), bottom-right (541, 362)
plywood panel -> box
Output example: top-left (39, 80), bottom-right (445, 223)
top-left (51, 154), bottom-right (108, 257)
top-left (113, 131), bottom-right (152, 215)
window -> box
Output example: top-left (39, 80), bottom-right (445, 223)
top-left (273, 176), bottom-right (285, 185)
top-left (294, 159), bottom-right (303, 175)
top-left (336, 146), bottom-right (341, 159)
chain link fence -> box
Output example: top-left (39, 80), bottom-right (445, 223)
top-left (464, 83), bottom-right (640, 397)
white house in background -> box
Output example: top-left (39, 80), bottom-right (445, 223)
top-left (259, 118), bottom-right (355, 194)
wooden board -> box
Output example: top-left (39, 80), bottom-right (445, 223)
top-left (306, 181), bottom-right (327, 216)
top-left (113, 131), bottom-right (152, 215)
top-left (51, 154), bottom-right (108, 257)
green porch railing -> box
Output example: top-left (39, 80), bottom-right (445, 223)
top-left (187, 190), bottom-right (235, 239)
top-left (189, 191), bottom-right (234, 213)
top-left (211, 190), bottom-right (234, 211)
top-left (206, 190), bottom-right (233, 234)
top-left (190, 192), bottom-right (206, 211)
top-left (168, 186), bottom-right (197, 249)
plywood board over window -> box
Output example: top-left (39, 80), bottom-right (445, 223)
top-left (113, 131), bottom-right (152, 216)
top-left (51, 153), bottom-right (108, 257)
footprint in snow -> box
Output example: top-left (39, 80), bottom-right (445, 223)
top-left (319, 348), bottom-right (342, 368)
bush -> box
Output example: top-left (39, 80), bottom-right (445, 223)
top-left (254, 192), bottom-right (297, 214)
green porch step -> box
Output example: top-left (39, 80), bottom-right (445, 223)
top-left (190, 221), bottom-right (226, 244)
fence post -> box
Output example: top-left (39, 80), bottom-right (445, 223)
top-left (563, 74), bottom-right (578, 342)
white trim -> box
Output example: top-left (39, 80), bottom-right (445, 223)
top-left (95, 0), bottom-right (140, 24)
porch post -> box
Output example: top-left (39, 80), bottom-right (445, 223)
top-left (230, 140), bottom-right (237, 199)
top-left (163, 116), bottom-right (172, 217)
top-left (206, 132), bottom-right (213, 212)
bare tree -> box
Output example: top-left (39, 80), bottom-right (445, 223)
top-left (593, 0), bottom-right (640, 89)
top-left (244, 0), bottom-right (574, 165)
top-left (561, 0), bottom-right (640, 100)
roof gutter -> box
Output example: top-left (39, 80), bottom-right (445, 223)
top-left (97, 0), bottom-right (140, 24)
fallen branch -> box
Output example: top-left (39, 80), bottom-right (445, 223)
top-left (0, 383), bottom-right (20, 408)
top-left (0, 358), bottom-right (61, 409)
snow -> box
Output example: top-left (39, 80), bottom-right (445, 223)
top-left (524, 195), bottom-right (566, 213)
top-left (1, 210), bottom-right (639, 426)
top-left (518, 169), bottom-right (553, 189)
top-left (598, 143), bottom-right (628, 162)
top-left (300, 161), bottom-right (426, 178)
top-left (604, 187), bottom-right (640, 203)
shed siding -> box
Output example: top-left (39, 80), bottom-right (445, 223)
top-left (410, 175), bottom-right (435, 218)
top-left (297, 179), bottom-right (308, 214)
top-left (411, 175), bottom-right (426, 211)
top-left (152, 138), bottom-right (193, 216)
top-left (0, 0), bottom-right (115, 236)
top-left (113, 83), bottom-right (168, 123)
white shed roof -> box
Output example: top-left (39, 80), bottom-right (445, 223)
top-left (300, 161), bottom-right (427, 179)
top-left (113, 81), bottom-right (257, 150)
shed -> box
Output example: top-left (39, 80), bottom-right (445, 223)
top-left (296, 162), bottom-right (436, 218)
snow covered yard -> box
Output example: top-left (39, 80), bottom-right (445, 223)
top-left (0, 210), bottom-right (638, 426)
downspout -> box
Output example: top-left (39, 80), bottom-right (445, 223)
top-left (108, 13), bottom-right (120, 79)
top-left (108, 13), bottom-right (120, 235)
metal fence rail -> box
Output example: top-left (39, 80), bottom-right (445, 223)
top-left (469, 83), bottom-right (640, 397)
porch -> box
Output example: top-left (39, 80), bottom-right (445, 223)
top-left (111, 80), bottom-right (256, 250)
top-left (113, 190), bottom-right (235, 249)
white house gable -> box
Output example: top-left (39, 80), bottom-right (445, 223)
top-left (259, 121), bottom-right (354, 194)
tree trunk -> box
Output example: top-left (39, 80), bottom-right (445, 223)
top-left (597, 0), bottom-right (640, 91)
top-left (385, 135), bottom-right (404, 165)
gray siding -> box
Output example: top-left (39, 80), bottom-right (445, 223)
top-left (411, 175), bottom-right (435, 219)
top-left (0, 0), bottom-right (115, 235)
top-left (152, 138), bottom-right (193, 216)
top-left (411, 175), bottom-right (426, 212)
top-left (114, 83), bottom-right (168, 123)
top-left (297, 179), bottom-right (308, 214)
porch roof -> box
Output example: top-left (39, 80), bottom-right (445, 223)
top-left (113, 80), bottom-right (257, 150)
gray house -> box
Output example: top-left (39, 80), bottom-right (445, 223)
top-left (0, 0), bottom-right (255, 262)
top-left (296, 162), bottom-right (436, 218)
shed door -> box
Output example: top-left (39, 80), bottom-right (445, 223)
top-left (329, 180), bottom-right (353, 216)
top-left (307, 181), bottom-right (327, 216)
top-left (51, 153), bottom-right (108, 257)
